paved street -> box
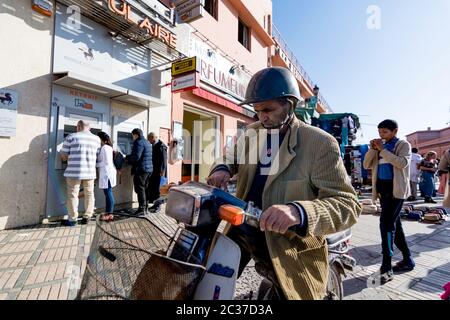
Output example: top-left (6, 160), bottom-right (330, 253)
top-left (0, 199), bottom-right (448, 300)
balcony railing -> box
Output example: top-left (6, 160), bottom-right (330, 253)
top-left (272, 24), bottom-right (331, 113)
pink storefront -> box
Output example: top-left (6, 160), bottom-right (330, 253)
top-left (167, 0), bottom-right (274, 184)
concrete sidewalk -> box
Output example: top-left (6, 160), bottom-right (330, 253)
top-left (0, 199), bottom-right (449, 300)
top-left (0, 211), bottom-right (178, 300)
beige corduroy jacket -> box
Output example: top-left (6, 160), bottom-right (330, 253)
top-left (211, 116), bottom-right (361, 300)
top-left (363, 139), bottom-right (411, 201)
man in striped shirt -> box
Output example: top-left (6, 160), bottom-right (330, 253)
top-left (60, 120), bottom-right (101, 226)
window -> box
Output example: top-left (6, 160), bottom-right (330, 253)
top-left (238, 19), bottom-right (251, 51)
top-left (204, 0), bottom-right (218, 20)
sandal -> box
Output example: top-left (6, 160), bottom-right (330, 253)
top-left (100, 214), bottom-right (114, 222)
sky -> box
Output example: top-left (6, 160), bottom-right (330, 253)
top-left (273, 0), bottom-right (450, 144)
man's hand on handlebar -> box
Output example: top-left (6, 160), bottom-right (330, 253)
top-left (206, 170), bottom-right (231, 190)
top-left (260, 204), bottom-right (301, 234)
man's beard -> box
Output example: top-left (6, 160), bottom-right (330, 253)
top-left (262, 113), bottom-right (293, 132)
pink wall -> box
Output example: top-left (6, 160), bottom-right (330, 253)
top-left (189, 0), bottom-right (272, 74)
top-left (406, 127), bottom-right (450, 158)
top-left (168, 90), bottom-right (253, 183)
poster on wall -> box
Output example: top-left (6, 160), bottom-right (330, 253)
top-left (0, 89), bottom-right (18, 137)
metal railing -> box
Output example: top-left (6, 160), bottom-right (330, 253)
top-left (272, 24), bottom-right (331, 113)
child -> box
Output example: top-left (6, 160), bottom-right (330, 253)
top-left (363, 120), bottom-right (415, 284)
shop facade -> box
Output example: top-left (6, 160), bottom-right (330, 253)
top-left (168, 0), bottom-right (274, 184)
top-left (0, 0), bottom-right (190, 229)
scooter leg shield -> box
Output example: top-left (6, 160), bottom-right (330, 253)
top-left (193, 234), bottom-right (241, 300)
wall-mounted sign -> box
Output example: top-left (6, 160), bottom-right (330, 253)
top-left (189, 37), bottom-right (251, 101)
top-left (171, 72), bottom-right (199, 93)
top-left (108, 0), bottom-right (177, 48)
top-left (32, 0), bottom-right (53, 17)
top-left (178, 5), bottom-right (205, 23)
top-left (171, 56), bottom-right (200, 77)
top-left (0, 89), bottom-right (18, 137)
top-left (175, 0), bottom-right (205, 16)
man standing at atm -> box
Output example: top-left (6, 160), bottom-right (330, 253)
top-left (127, 128), bottom-right (153, 215)
top-left (60, 120), bottom-right (101, 226)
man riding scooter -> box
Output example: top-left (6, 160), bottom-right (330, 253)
top-left (207, 67), bottom-right (361, 300)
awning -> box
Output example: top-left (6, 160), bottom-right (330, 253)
top-left (53, 72), bottom-right (127, 97)
top-left (113, 89), bottom-right (166, 107)
top-left (53, 72), bottom-right (166, 107)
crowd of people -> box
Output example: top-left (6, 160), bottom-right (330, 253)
top-left (59, 120), bottom-right (167, 226)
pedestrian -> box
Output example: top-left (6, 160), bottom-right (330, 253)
top-left (127, 128), bottom-right (152, 215)
top-left (363, 119), bottom-right (415, 284)
top-left (419, 151), bottom-right (438, 203)
top-left (97, 132), bottom-right (117, 221)
top-left (60, 120), bottom-right (101, 226)
top-left (407, 148), bottom-right (422, 201)
top-left (146, 132), bottom-right (168, 213)
top-left (438, 149), bottom-right (450, 208)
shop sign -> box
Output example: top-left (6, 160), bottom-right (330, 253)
top-left (178, 5), bottom-right (205, 23)
top-left (172, 57), bottom-right (200, 77)
top-left (189, 37), bottom-right (250, 101)
top-left (175, 0), bottom-right (205, 16)
top-left (69, 90), bottom-right (98, 110)
top-left (108, 0), bottom-right (177, 48)
top-left (0, 89), bottom-right (18, 137)
top-left (171, 72), bottom-right (199, 93)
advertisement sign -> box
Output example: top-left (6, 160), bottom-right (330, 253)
top-left (171, 72), bottom-right (199, 93)
top-left (172, 57), bottom-right (200, 77)
top-left (0, 89), bottom-right (18, 137)
top-left (175, 0), bottom-right (205, 16)
top-left (178, 5), bottom-right (205, 23)
top-left (189, 37), bottom-right (251, 101)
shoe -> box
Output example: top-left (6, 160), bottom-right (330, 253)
top-left (133, 208), bottom-right (147, 216)
top-left (380, 270), bottom-right (394, 284)
top-left (407, 196), bottom-right (416, 202)
top-left (62, 220), bottom-right (78, 227)
top-left (148, 204), bottom-right (160, 213)
top-left (393, 260), bottom-right (415, 273)
top-left (425, 198), bottom-right (437, 204)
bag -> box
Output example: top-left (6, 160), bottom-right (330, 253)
top-left (422, 213), bottom-right (442, 223)
top-left (113, 151), bottom-right (125, 170)
top-left (402, 205), bottom-right (414, 212)
top-left (407, 211), bottom-right (423, 221)
top-left (361, 199), bottom-right (374, 206)
top-left (400, 210), bottom-right (409, 219)
top-left (434, 207), bottom-right (450, 216)
top-left (362, 204), bottom-right (378, 214)
top-left (425, 209), bottom-right (444, 219)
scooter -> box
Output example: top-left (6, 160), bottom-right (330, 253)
top-left (77, 181), bottom-right (356, 300)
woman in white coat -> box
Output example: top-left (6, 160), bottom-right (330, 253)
top-left (97, 132), bottom-right (117, 220)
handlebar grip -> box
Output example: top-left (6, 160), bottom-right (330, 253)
top-left (212, 188), bottom-right (247, 209)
